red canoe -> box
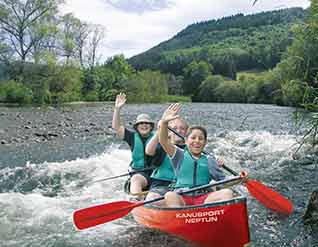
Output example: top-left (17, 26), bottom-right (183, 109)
top-left (132, 196), bottom-right (251, 247)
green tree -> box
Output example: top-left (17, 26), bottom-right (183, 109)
top-left (167, 74), bottom-right (184, 95)
top-left (287, 1), bottom-right (318, 87)
top-left (182, 60), bottom-right (212, 96)
top-left (81, 55), bottom-right (134, 101)
top-left (0, 0), bottom-right (62, 62)
top-left (195, 75), bottom-right (224, 102)
top-left (59, 13), bottom-right (81, 64)
top-left (270, 0), bottom-right (318, 108)
top-left (105, 55), bottom-right (135, 89)
top-left (215, 80), bottom-right (245, 103)
top-left (46, 65), bottom-right (82, 103)
top-left (0, 80), bottom-right (33, 103)
top-left (124, 70), bottom-right (168, 103)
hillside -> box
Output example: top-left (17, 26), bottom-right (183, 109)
top-left (128, 7), bottom-right (306, 78)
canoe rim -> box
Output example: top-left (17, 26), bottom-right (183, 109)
top-left (143, 195), bottom-right (247, 211)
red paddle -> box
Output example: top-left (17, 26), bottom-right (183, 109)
top-left (245, 179), bottom-right (293, 214)
top-left (222, 165), bottom-right (293, 215)
top-left (74, 200), bottom-right (143, 230)
top-left (167, 126), bottom-right (293, 215)
top-left (73, 175), bottom-right (243, 230)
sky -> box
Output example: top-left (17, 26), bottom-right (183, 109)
top-left (60, 0), bottom-right (310, 60)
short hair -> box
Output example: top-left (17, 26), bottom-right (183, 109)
top-left (168, 118), bottom-right (189, 130)
top-left (186, 126), bottom-right (207, 140)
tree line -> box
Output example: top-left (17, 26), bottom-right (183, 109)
top-left (128, 3), bottom-right (318, 110)
top-left (0, 0), bottom-right (317, 112)
top-left (195, 1), bottom-right (318, 109)
top-left (0, 0), bottom-right (178, 104)
top-left (128, 7), bottom-right (310, 103)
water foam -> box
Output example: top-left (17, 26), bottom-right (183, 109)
top-left (0, 148), bottom-right (135, 247)
top-left (208, 130), bottom-right (299, 172)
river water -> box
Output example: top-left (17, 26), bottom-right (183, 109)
top-left (0, 103), bottom-right (317, 247)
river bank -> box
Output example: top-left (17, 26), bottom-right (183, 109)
top-left (0, 102), bottom-right (114, 146)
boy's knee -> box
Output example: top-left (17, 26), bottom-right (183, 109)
top-left (130, 174), bottom-right (139, 182)
top-left (222, 188), bottom-right (233, 199)
top-left (131, 174), bottom-right (143, 182)
top-left (164, 191), bottom-right (176, 200)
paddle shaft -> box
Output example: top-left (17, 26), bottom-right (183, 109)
top-left (90, 167), bottom-right (155, 184)
top-left (221, 164), bottom-right (239, 176)
top-left (141, 175), bottom-right (242, 206)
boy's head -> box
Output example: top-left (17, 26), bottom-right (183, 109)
top-left (185, 126), bottom-right (207, 157)
top-left (168, 118), bottom-right (188, 144)
top-left (133, 114), bottom-right (154, 137)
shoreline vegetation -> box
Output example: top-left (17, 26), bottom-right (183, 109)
top-left (0, 3), bottom-right (317, 115)
top-left (0, 94), bottom-right (191, 107)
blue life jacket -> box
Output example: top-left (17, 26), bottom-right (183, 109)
top-left (131, 132), bottom-right (154, 169)
top-left (150, 144), bottom-right (186, 182)
top-left (175, 149), bottom-right (211, 188)
top-left (150, 154), bottom-right (175, 182)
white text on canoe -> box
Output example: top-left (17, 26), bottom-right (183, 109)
top-left (175, 210), bottom-right (225, 224)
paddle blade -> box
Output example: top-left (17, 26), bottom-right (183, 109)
top-left (245, 179), bottom-right (293, 215)
top-left (73, 201), bottom-right (138, 230)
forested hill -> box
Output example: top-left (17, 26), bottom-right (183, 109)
top-left (128, 7), bottom-right (306, 77)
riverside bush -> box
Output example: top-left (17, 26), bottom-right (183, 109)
top-left (0, 80), bottom-right (33, 104)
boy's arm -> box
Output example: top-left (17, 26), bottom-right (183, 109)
top-left (159, 103), bottom-right (181, 157)
top-left (112, 93), bottom-right (126, 139)
top-left (145, 131), bottom-right (159, 156)
top-left (159, 121), bottom-right (175, 157)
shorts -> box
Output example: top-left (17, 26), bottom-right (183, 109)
top-left (124, 170), bottom-right (151, 194)
top-left (181, 191), bottom-right (215, 205)
top-left (149, 178), bottom-right (173, 196)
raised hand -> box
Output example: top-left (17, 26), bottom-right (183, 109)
top-left (217, 159), bottom-right (224, 167)
top-left (115, 93), bottom-right (127, 109)
top-left (161, 103), bottom-right (181, 124)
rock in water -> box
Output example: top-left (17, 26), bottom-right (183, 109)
top-left (304, 190), bottom-right (318, 226)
